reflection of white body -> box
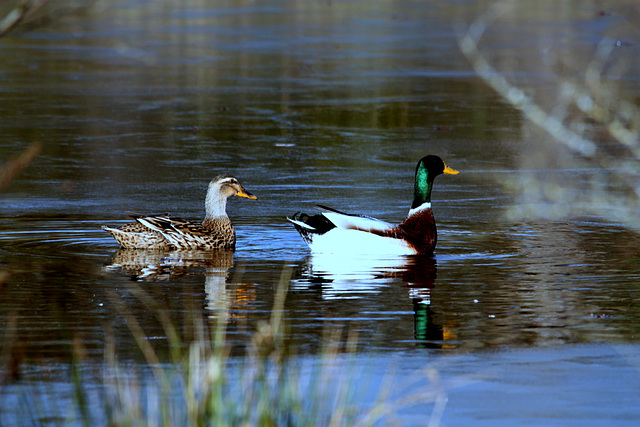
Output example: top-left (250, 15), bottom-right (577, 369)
top-left (292, 253), bottom-right (414, 299)
top-left (104, 249), bottom-right (236, 318)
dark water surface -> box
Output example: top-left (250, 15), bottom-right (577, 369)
top-left (1, 0), bottom-right (640, 425)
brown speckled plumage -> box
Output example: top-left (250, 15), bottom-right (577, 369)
top-left (102, 175), bottom-right (257, 250)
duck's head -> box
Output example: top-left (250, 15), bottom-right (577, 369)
top-left (411, 155), bottom-right (458, 210)
top-left (210, 174), bottom-right (258, 200)
top-left (205, 174), bottom-right (257, 219)
top-left (416, 155), bottom-right (458, 179)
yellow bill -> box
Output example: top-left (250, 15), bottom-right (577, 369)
top-left (443, 163), bottom-right (459, 175)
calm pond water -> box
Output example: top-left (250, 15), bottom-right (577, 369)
top-left (1, 0), bottom-right (640, 425)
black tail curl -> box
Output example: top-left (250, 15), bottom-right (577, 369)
top-left (290, 211), bottom-right (336, 235)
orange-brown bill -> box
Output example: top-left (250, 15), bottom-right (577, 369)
top-left (236, 188), bottom-right (258, 199)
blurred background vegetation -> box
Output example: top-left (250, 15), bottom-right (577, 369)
top-left (457, 1), bottom-right (640, 227)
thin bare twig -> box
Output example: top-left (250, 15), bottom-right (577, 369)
top-left (0, 142), bottom-right (42, 192)
top-left (0, 0), bottom-right (51, 37)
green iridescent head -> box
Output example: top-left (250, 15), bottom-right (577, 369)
top-left (411, 155), bottom-right (459, 209)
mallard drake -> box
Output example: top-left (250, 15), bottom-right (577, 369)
top-left (103, 174), bottom-right (257, 250)
top-left (287, 155), bottom-right (458, 255)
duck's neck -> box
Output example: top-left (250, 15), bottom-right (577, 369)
top-left (204, 188), bottom-right (228, 221)
top-left (408, 201), bottom-right (431, 218)
top-left (410, 164), bottom-right (435, 213)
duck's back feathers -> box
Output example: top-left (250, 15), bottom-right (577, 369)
top-left (287, 206), bottom-right (415, 255)
top-left (133, 214), bottom-right (235, 250)
top-left (287, 205), bottom-right (394, 242)
top-left (316, 205), bottom-right (394, 233)
top-left (103, 214), bottom-right (236, 250)
top-left (102, 221), bottom-right (169, 249)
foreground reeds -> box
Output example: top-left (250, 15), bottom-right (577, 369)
top-left (1, 267), bottom-right (459, 426)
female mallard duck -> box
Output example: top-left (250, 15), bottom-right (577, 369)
top-left (287, 155), bottom-right (458, 255)
top-left (103, 175), bottom-right (257, 250)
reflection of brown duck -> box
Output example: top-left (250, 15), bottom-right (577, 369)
top-left (102, 175), bottom-right (256, 250)
top-left (205, 276), bottom-right (257, 321)
top-left (104, 249), bottom-right (256, 320)
top-left (104, 248), bottom-right (234, 281)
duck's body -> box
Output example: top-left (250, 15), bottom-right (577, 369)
top-left (103, 175), bottom-right (256, 250)
top-left (287, 155), bottom-right (458, 255)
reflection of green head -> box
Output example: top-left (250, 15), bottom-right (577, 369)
top-left (411, 155), bottom-right (459, 209)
